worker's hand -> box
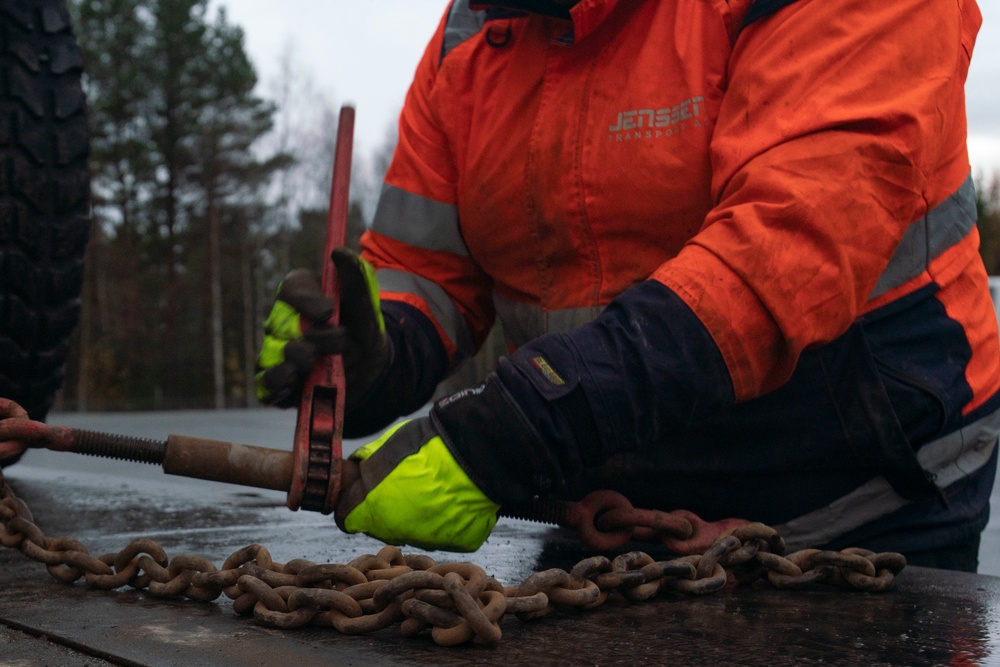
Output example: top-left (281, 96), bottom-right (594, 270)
top-left (255, 248), bottom-right (390, 408)
top-left (335, 418), bottom-right (500, 552)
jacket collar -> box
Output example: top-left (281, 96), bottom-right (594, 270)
top-left (471, 0), bottom-right (623, 43)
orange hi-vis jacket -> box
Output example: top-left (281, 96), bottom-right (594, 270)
top-left (359, 0), bottom-right (1000, 552)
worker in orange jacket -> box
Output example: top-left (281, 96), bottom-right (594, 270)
top-left (257, 0), bottom-right (999, 571)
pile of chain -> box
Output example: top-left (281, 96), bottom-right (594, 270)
top-left (0, 470), bottom-right (907, 646)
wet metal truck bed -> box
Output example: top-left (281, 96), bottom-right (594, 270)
top-left (2, 410), bottom-right (999, 666)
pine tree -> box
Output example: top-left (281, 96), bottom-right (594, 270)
top-left (68, 0), bottom-right (286, 408)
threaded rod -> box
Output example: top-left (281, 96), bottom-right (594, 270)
top-left (70, 429), bottom-right (167, 465)
top-left (501, 499), bottom-right (567, 525)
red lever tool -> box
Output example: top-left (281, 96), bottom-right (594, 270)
top-left (286, 105), bottom-right (355, 514)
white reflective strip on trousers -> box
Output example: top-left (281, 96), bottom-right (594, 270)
top-left (774, 407), bottom-right (1000, 551)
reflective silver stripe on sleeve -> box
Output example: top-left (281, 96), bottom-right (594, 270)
top-left (442, 0), bottom-right (485, 60)
top-left (377, 268), bottom-right (474, 362)
top-left (869, 175), bottom-right (978, 299)
top-left (495, 292), bottom-right (605, 348)
top-left (372, 184), bottom-right (469, 257)
top-left (774, 406), bottom-right (1000, 551)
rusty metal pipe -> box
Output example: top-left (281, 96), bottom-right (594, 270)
top-left (162, 435), bottom-right (293, 492)
top-left (26, 421), bottom-right (295, 494)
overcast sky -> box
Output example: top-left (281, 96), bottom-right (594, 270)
top-left (212, 0), bottom-right (1000, 177)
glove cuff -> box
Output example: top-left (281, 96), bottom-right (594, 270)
top-left (430, 374), bottom-right (563, 507)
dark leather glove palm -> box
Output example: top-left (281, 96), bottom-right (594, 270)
top-left (255, 248), bottom-right (390, 409)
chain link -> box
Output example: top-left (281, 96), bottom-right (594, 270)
top-left (0, 468), bottom-right (906, 647)
top-left (505, 488), bottom-right (762, 553)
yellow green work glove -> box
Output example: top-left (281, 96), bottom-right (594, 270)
top-left (334, 417), bottom-right (501, 552)
top-left (255, 248), bottom-right (389, 409)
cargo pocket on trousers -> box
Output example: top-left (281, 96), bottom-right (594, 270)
top-left (819, 324), bottom-right (942, 503)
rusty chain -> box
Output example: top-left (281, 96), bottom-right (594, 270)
top-left (0, 468), bottom-right (906, 647)
top-left (503, 489), bottom-right (754, 553)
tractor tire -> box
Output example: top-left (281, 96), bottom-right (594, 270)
top-left (0, 0), bottom-right (90, 465)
